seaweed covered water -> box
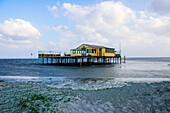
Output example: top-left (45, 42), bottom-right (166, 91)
top-left (0, 58), bottom-right (170, 112)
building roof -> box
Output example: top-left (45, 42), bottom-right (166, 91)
top-left (84, 44), bottom-right (114, 49)
top-left (84, 44), bottom-right (107, 48)
top-left (71, 44), bottom-right (115, 50)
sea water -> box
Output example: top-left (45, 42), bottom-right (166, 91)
top-left (0, 58), bottom-right (170, 112)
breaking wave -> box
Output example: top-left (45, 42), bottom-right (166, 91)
top-left (0, 76), bottom-right (170, 90)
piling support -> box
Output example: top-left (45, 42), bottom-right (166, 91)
top-left (124, 56), bottom-right (126, 63)
top-left (103, 57), bottom-right (106, 63)
top-left (120, 56), bottom-right (121, 64)
top-left (75, 57), bottom-right (77, 64)
top-left (42, 58), bottom-right (44, 64)
top-left (51, 58), bottom-right (53, 64)
top-left (80, 58), bottom-right (82, 67)
top-left (90, 58), bottom-right (91, 65)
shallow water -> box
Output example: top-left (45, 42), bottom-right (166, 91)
top-left (0, 58), bottom-right (170, 112)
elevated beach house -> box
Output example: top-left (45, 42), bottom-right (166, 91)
top-left (68, 44), bottom-right (117, 57)
top-left (38, 43), bottom-right (121, 65)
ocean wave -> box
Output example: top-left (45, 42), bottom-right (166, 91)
top-left (0, 76), bottom-right (170, 90)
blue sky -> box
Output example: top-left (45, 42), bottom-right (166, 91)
top-left (0, 0), bottom-right (170, 58)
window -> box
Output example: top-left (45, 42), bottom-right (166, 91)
top-left (87, 49), bottom-right (92, 53)
top-left (89, 49), bottom-right (91, 53)
top-left (71, 50), bottom-right (76, 54)
top-left (105, 48), bottom-right (108, 53)
top-left (105, 48), bottom-right (114, 53)
top-left (92, 49), bottom-right (96, 53)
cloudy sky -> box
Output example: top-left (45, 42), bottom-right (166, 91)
top-left (0, 0), bottom-right (170, 58)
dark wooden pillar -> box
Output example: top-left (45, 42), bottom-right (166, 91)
top-left (75, 57), bottom-right (77, 64)
top-left (124, 56), bottom-right (126, 63)
top-left (80, 58), bottom-right (82, 67)
top-left (103, 57), bottom-right (106, 63)
top-left (90, 58), bottom-right (91, 65)
top-left (42, 58), bottom-right (44, 64)
top-left (51, 58), bottom-right (53, 64)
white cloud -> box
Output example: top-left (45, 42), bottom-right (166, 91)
top-left (0, 19), bottom-right (43, 58)
top-left (47, 6), bottom-right (59, 18)
top-left (63, 3), bottom-right (91, 21)
top-left (87, 33), bottom-right (109, 44)
top-left (47, 2), bottom-right (61, 18)
top-left (47, 1), bottom-right (170, 56)
top-left (148, 0), bottom-right (170, 16)
top-left (48, 41), bottom-right (56, 46)
top-left (62, 1), bottom-right (136, 26)
top-left (0, 37), bottom-right (31, 44)
top-left (74, 25), bottom-right (95, 34)
top-left (46, 25), bottom-right (76, 38)
top-left (0, 18), bottom-right (41, 39)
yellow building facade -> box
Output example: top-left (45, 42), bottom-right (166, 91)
top-left (70, 44), bottom-right (116, 57)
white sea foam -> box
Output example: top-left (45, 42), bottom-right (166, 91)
top-left (0, 76), bottom-right (169, 90)
top-left (114, 78), bottom-right (170, 83)
top-left (0, 76), bottom-right (39, 80)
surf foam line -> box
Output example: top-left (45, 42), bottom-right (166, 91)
top-left (0, 76), bottom-right (169, 82)
top-left (114, 78), bottom-right (170, 83)
top-left (0, 76), bottom-right (169, 90)
top-left (0, 76), bottom-right (39, 80)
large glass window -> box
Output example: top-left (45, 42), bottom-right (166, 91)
top-left (89, 49), bottom-right (91, 53)
top-left (87, 49), bottom-right (92, 53)
top-left (71, 50), bottom-right (76, 54)
top-left (92, 49), bottom-right (96, 53)
top-left (105, 48), bottom-right (114, 53)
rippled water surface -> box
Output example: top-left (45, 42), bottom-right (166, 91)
top-left (0, 58), bottom-right (170, 112)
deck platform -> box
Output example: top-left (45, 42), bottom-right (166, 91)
top-left (38, 55), bottom-right (122, 66)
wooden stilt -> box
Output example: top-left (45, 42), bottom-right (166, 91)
top-left (120, 56), bottom-right (121, 64)
top-left (80, 58), bottom-right (82, 67)
top-left (75, 57), bottom-right (77, 64)
top-left (43, 58), bottom-right (44, 64)
top-left (90, 58), bottom-right (91, 65)
top-left (124, 56), bottom-right (126, 63)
